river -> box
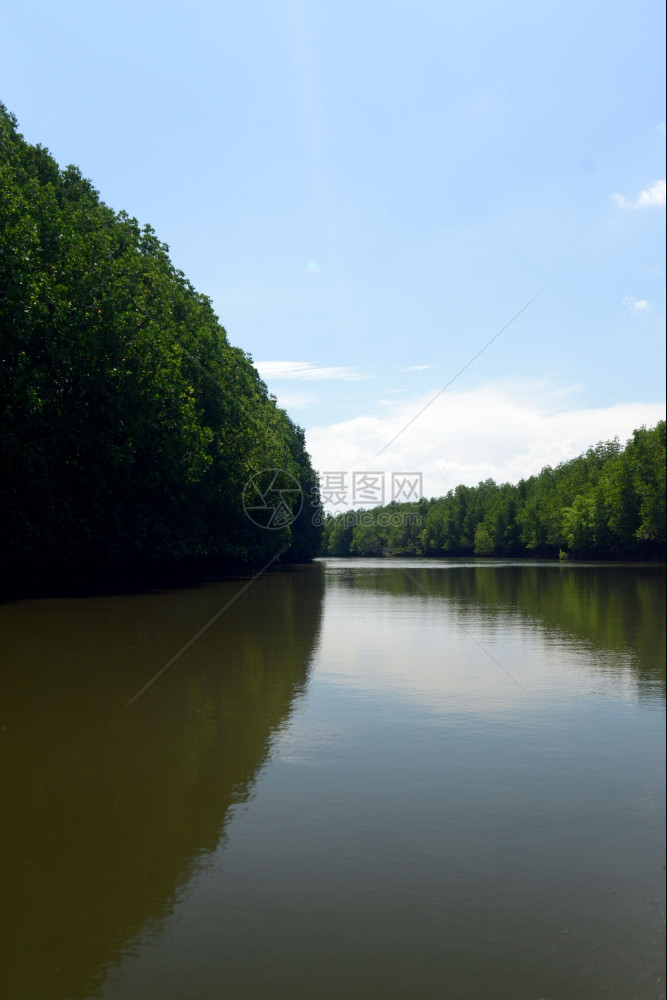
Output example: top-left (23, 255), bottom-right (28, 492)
top-left (0, 559), bottom-right (664, 999)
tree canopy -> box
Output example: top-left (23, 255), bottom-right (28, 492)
top-left (0, 105), bottom-right (322, 575)
top-left (322, 422), bottom-right (666, 561)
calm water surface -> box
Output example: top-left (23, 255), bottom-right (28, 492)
top-left (1, 560), bottom-right (664, 999)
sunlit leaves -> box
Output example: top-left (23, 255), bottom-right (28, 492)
top-left (322, 424), bottom-right (665, 561)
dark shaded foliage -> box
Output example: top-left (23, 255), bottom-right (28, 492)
top-left (0, 105), bottom-right (322, 574)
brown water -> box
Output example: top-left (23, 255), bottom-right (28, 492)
top-left (0, 560), bottom-right (664, 999)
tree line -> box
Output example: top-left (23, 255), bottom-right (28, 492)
top-left (0, 104), bottom-right (322, 576)
top-left (322, 422), bottom-right (666, 560)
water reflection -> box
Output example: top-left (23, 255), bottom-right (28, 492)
top-left (93, 560), bottom-right (665, 1000)
top-left (0, 564), bottom-right (324, 1000)
top-left (323, 561), bottom-right (665, 699)
top-left (1, 561), bottom-right (664, 1000)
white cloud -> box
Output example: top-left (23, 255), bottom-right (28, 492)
top-left (623, 296), bottom-right (649, 311)
top-left (403, 364), bottom-right (435, 372)
top-left (613, 179), bottom-right (666, 209)
top-left (256, 361), bottom-right (371, 381)
top-left (635, 180), bottom-right (666, 207)
top-left (306, 380), bottom-right (665, 507)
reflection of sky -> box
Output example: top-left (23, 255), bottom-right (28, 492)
top-left (96, 566), bottom-right (665, 1000)
top-left (308, 573), bottom-right (643, 719)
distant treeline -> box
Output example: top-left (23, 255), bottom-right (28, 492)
top-left (322, 422), bottom-right (666, 561)
top-left (0, 105), bottom-right (322, 574)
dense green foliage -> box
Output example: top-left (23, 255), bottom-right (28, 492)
top-left (0, 105), bottom-right (322, 572)
top-left (322, 422), bottom-right (666, 560)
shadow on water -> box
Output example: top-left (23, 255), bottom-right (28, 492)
top-left (0, 563), bottom-right (324, 1000)
top-left (327, 562), bottom-right (666, 695)
top-left (0, 556), bottom-right (282, 604)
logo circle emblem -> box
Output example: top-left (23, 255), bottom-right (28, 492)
top-left (242, 468), bottom-right (303, 529)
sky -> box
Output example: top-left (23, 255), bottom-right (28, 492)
top-left (2, 0), bottom-right (665, 507)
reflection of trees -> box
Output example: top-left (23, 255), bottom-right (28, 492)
top-left (0, 564), bottom-right (324, 1000)
top-left (331, 564), bottom-right (665, 690)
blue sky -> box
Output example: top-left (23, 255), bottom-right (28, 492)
top-left (3, 0), bottom-right (665, 504)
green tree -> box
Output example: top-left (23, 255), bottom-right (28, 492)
top-left (0, 104), bottom-right (320, 573)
